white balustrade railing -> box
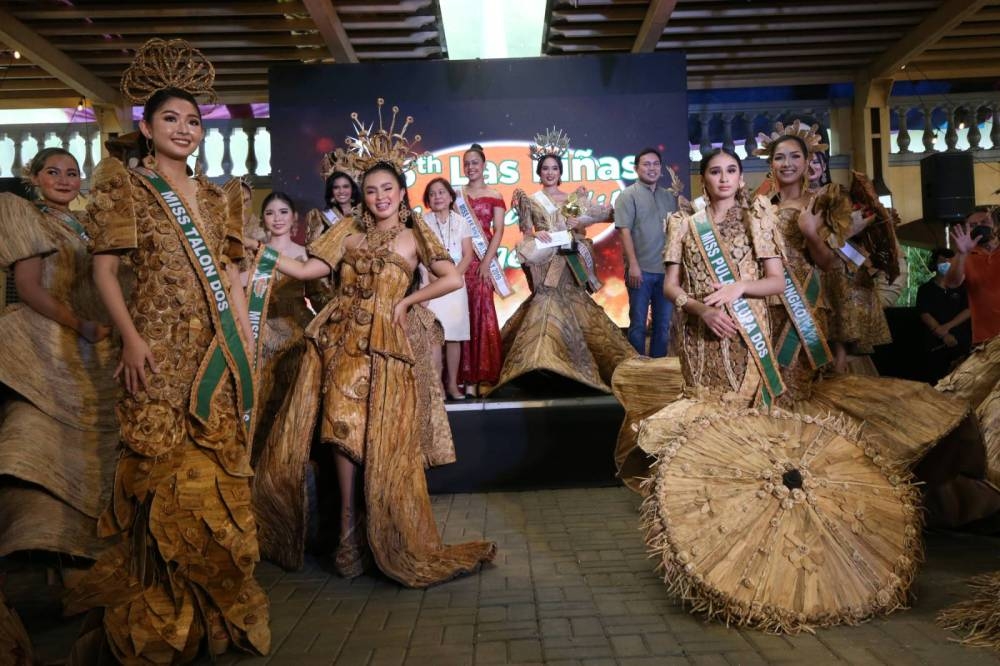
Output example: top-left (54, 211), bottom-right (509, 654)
top-left (0, 118), bottom-right (272, 186)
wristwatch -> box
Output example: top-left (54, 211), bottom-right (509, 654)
top-left (674, 292), bottom-right (689, 308)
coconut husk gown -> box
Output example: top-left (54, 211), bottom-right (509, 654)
top-left (262, 212), bottom-right (495, 588)
top-left (0, 193), bottom-right (119, 559)
top-left (64, 158), bottom-right (270, 662)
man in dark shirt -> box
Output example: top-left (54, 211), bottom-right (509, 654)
top-left (917, 247), bottom-right (971, 382)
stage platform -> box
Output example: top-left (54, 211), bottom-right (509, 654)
top-left (427, 378), bottom-right (625, 494)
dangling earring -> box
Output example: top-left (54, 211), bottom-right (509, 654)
top-left (701, 180), bottom-right (710, 206)
top-left (142, 136), bottom-right (157, 169)
top-left (398, 202), bottom-right (411, 226)
top-left (361, 206), bottom-right (375, 232)
top-left (766, 169), bottom-right (777, 191)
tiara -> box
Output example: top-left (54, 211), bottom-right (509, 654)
top-left (330, 98), bottom-right (422, 177)
top-left (752, 119), bottom-right (828, 157)
top-left (529, 127), bottom-right (571, 161)
top-left (121, 38), bottom-right (216, 105)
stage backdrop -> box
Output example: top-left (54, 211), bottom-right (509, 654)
top-left (269, 53), bottom-right (687, 326)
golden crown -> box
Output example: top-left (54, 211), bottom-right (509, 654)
top-left (752, 119), bottom-right (828, 157)
top-left (121, 38), bottom-right (216, 105)
top-left (329, 98), bottom-right (422, 178)
top-left (529, 127), bottom-right (571, 162)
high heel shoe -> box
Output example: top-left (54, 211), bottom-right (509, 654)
top-left (334, 525), bottom-right (364, 579)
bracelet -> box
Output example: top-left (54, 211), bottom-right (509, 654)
top-left (674, 292), bottom-right (689, 308)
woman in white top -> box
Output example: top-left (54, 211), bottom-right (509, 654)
top-left (422, 177), bottom-right (474, 400)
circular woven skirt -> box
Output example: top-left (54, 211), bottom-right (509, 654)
top-left (640, 400), bottom-right (922, 633)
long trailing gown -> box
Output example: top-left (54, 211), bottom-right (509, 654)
top-left (65, 158), bottom-right (270, 662)
top-left (460, 195), bottom-right (504, 386)
top-left (261, 213), bottom-right (495, 587)
top-left (0, 193), bottom-right (119, 559)
top-left (240, 244), bottom-right (316, 572)
top-left (492, 189), bottom-right (636, 394)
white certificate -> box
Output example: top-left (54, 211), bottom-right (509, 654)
top-left (534, 230), bottom-right (573, 249)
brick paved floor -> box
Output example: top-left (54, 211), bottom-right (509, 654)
top-left (7, 487), bottom-right (1000, 665)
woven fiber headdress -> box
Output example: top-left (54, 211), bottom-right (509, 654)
top-left (121, 38), bottom-right (217, 105)
top-left (529, 127), bottom-right (571, 161)
top-left (752, 119), bottom-right (828, 158)
top-left (329, 98), bottom-right (422, 178)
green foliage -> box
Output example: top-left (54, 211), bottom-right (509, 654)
top-left (897, 244), bottom-right (932, 307)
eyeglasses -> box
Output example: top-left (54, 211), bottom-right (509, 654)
top-left (639, 161), bottom-right (661, 168)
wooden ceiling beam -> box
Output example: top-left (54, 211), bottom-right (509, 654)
top-left (688, 71), bottom-right (857, 90)
top-left (0, 7), bottom-right (121, 105)
top-left (12, 2), bottom-right (305, 20)
top-left (58, 34), bottom-right (325, 50)
top-left (864, 0), bottom-right (989, 79)
top-left (341, 16), bottom-right (438, 30)
top-left (633, 0), bottom-right (677, 53)
top-left (34, 18), bottom-right (318, 37)
top-left (302, 0), bottom-right (358, 63)
top-left (73, 48), bottom-right (327, 65)
top-left (903, 60), bottom-right (1000, 79)
top-left (671, 0), bottom-right (937, 19)
top-left (0, 93), bottom-right (84, 109)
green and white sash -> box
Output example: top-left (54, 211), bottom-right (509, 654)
top-left (133, 167), bottom-right (255, 433)
top-left (776, 267), bottom-right (832, 369)
top-left (530, 191), bottom-right (602, 292)
top-left (36, 203), bottom-right (90, 243)
top-left (455, 188), bottom-right (512, 297)
top-left (246, 245), bottom-right (279, 368)
top-left (690, 209), bottom-right (785, 405)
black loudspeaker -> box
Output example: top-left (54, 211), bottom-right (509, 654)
top-left (0, 177), bottom-right (31, 199)
top-left (921, 152), bottom-right (975, 223)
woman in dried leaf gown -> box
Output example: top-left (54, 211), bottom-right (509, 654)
top-left (265, 160), bottom-right (496, 587)
top-left (0, 148), bottom-right (118, 560)
top-left (495, 147), bottom-right (636, 394)
top-left (65, 81), bottom-right (270, 662)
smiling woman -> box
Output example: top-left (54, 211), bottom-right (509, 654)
top-left (63, 39), bottom-right (271, 663)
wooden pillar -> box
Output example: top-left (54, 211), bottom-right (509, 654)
top-left (93, 104), bottom-right (133, 159)
top-left (851, 76), bottom-right (893, 178)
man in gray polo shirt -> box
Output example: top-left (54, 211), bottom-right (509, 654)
top-left (614, 147), bottom-right (678, 357)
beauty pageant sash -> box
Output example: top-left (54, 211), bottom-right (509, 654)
top-left (246, 245), bottom-right (279, 368)
top-left (133, 167), bottom-right (255, 433)
top-left (690, 209), bottom-right (785, 405)
top-left (530, 191), bottom-right (602, 292)
top-left (36, 203), bottom-right (90, 243)
top-left (776, 266), bottom-right (832, 369)
top-left (455, 188), bottom-right (512, 297)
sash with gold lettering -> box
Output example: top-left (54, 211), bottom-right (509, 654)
top-left (455, 187), bottom-right (512, 297)
top-left (776, 266), bottom-right (832, 369)
top-left (133, 167), bottom-right (255, 433)
top-left (690, 209), bottom-right (785, 405)
top-left (36, 203), bottom-right (91, 243)
top-left (530, 191), bottom-right (602, 292)
top-left (245, 245), bottom-right (279, 368)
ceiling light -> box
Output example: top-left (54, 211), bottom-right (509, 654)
top-left (12, 50), bottom-right (20, 59)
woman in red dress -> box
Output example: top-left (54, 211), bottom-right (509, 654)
top-left (460, 144), bottom-right (505, 395)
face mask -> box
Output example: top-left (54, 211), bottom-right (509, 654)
top-left (937, 262), bottom-right (951, 275)
top-left (972, 225), bottom-right (994, 244)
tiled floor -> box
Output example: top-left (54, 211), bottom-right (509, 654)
top-left (6, 487), bottom-right (1000, 665)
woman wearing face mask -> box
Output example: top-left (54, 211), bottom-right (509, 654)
top-left (917, 247), bottom-right (971, 383)
top-left (0, 148), bottom-right (120, 561)
top-left (494, 130), bottom-right (636, 395)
